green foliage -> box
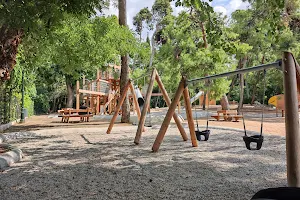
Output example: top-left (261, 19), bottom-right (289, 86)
top-left (133, 8), bottom-right (152, 38)
top-left (0, 0), bottom-right (109, 29)
top-left (155, 11), bottom-right (241, 98)
top-left (44, 15), bottom-right (138, 81)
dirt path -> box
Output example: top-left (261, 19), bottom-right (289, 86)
top-left (4, 112), bottom-right (285, 137)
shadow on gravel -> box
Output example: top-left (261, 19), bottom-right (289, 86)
top-left (0, 128), bottom-right (287, 200)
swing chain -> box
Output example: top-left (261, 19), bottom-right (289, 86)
top-left (206, 80), bottom-right (211, 130)
top-left (260, 69), bottom-right (267, 136)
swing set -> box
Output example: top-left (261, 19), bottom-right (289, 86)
top-left (150, 51), bottom-right (300, 187)
top-left (107, 68), bottom-right (187, 143)
top-left (105, 52), bottom-right (300, 187)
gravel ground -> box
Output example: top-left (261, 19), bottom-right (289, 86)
top-left (0, 125), bottom-right (287, 200)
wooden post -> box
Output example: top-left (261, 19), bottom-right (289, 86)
top-left (134, 69), bottom-right (156, 144)
top-left (155, 71), bottom-right (188, 141)
top-left (106, 80), bottom-right (131, 134)
top-left (177, 102), bottom-right (181, 114)
top-left (106, 71), bottom-right (109, 80)
top-left (83, 75), bottom-right (86, 86)
top-left (96, 75), bottom-right (100, 114)
top-left (129, 83), bottom-right (141, 120)
top-left (152, 77), bottom-right (185, 152)
top-left (129, 82), bottom-right (145, 132)
top-left (183, 86), bottom-right (198, 148)
top-left (76, 80), bottom-right (80, 109)
top-left (283, 51), bottom-right (300, 187)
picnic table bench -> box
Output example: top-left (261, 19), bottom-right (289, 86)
top-left (58, 108), bottom-right (93, 123)
top-left (211, 110), bottom-right (243, 122)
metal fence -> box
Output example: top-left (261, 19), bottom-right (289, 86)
top-left (0, 84), bottom-right (21, 124)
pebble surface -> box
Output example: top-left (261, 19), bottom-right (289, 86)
top-left (0, 126), bottom-right (287, 200)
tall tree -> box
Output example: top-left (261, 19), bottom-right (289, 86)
top-left (133, 8), bottom-right (152, 41)
top-left (0, 0), bottom-right (109, 81)
top-left (36, 15), bottom-right (137, 108)
top-left (119, 0), bottom-right (130, 123)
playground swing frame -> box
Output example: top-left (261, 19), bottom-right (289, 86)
top-left (106, 68), bottom-right (188, 143)
top-left (133, 68), bottom-right (188, 145)
top-left (151, 52), bottom-right (300, 187)
top-left (106, 79), bottom-right (144, 134)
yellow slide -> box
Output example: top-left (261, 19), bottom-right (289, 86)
top-left (268, 95), bottom-right (284, 107)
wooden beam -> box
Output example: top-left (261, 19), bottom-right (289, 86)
top-left (177, 102), bottom-right (181, 114)
top-left (129, 82), bottom-right (145, 132)
top-left (134, 69), bottom-right (156, 144)
top-left (155, 71), bottom-right (188, 141)
top-left (78, 89), bottom-right (106, 96)
top-left (96, 78), bottom-right (100, 114)
top-left (183, 86), bottom-right (198, 147)
top-left (76, 80), bottom-right (80, 109)
top-left (106, 80), bottom-right (131, 134)
top-left (152, 77), bottom-right (185, 152)
top-left (283, 51), bottom-right (300, 187)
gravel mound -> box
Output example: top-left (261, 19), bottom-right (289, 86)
top-left (0, 126), bottom-right (287, 200)
top-left (0, 132), bottom-right (37, 142)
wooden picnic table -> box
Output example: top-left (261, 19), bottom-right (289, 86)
top-left (58, 108), bottom-right (93, 123)
top-left (211, 110), bottom-right (243, 122)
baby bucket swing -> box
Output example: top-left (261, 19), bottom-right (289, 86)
top-left (242, 69), bottom-right (266, 150)
top-left (194, 82), bottom-right (211, 141)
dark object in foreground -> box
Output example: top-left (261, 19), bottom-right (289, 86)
top-left (251, 187), bottom-right (300, 200)
top-left (243, 135), bottom-right (264, 150)
top-left (195, 130), bottom-right (210, 141)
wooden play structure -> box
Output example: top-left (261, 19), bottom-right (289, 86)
top-left (268, 94), bottom-right (300, 117)
top-left (75, 65), bottom-right (122, 115)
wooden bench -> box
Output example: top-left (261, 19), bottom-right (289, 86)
top-left (58, 108), bottom-right (93, 123)
top-left (211, 110), bottom-right (243, 121)
top-left (232, 115), bottom-right (243, 122)
top-left (211, 115), bottom-right (221, 121)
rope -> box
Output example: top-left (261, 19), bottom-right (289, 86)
top-left (260, 69), bottom-right (267, 136)
top-left (242, 110), bottom-right (247, 136)
top-left (206, 80), bottom-right (211, 130)
top-left (192, 89), bottom-right (200, 132)
top-left (242, 69), bottom-right (267, 137)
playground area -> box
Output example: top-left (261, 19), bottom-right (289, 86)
top-left (0, 105), bottom-right (288, 200)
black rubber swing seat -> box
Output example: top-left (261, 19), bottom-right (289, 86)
top-left (251, 187), bottom-right (300, 200)
top-left (196, 130), bottom-right (210, 141)
top-left (243, 135), bottom-right (264, 150)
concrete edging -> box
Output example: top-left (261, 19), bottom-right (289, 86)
top-left (0, 120), bottom-right (19, 133)
top-left (0, 144), bottom-right (23, 170)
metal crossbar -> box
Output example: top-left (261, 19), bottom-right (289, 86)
top-left (187, 61), bottom-right (281, 84)
top-left (132, 72), bottom-right (152, 82)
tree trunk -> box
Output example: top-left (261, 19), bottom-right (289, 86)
top-left (251, 55), bottom-right (265, 105)
top-left (51, 97), bottom-right (58, 113)
top-left (238, 56), bottom-right (247, 114)
top-left (119, 0), bottom-right (130, 123)
top-left (65, 76), bottom-right (74, 108)
top-left (227, 75), bottom-right (237, 100)
top-left (202, 92), bottom-right (206, 110)
top-left (200, 21), bottom-right (208, 49)
top-left (200, 21), bottom-right (208, 108)
top-left (0, 26), bottom-right (23, 81)
top-left (220, 94), bottom-right (230, 110)
top-left (149, 24), bottom-right (161, 68)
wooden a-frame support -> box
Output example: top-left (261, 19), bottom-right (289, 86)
top-left (152, 76), bottom-right (198, 152)
top-left (134, 69), bottom-right (189, 145)
top-left (106, 80), bottom-right (143, 134)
